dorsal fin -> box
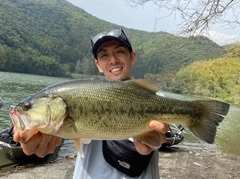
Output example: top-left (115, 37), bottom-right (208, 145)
top-left (125, 79), bottom-right (166, 93)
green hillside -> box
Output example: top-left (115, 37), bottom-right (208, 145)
top-left (170, 44), bottom-right (240, 104)
top-left (0, 0), bottom-right (226, 78)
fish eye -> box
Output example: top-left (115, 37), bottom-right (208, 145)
top-left (22, 102), bottom-right (31, 111)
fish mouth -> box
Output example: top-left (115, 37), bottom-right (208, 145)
top-left (9, 106), bottom-right (39, 143)
top-left (110, 67), bottom-right (123, 74)
top-left (10, 106), bottom-right (29, 131)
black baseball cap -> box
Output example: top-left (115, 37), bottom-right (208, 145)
top-left (91, 28), bottom-right (133, 59)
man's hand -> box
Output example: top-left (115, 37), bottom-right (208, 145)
top-left (13, 127), bottom-right (62, 158)
top-left (134, 120), bottom-right (168, 155)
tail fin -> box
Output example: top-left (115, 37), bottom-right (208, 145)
top-left (188, 100), bottom-right (230, 144)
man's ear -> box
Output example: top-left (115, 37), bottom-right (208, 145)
top-left (130, 51), bottom-right (137, 66)
top-left (95, 60), bottom-right (103, 73)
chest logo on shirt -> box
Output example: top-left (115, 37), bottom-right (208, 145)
top-left (118, 160), bottom-right (130, 169)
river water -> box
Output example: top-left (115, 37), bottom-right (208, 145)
top-left (0, 71), bottom-right (239, 163)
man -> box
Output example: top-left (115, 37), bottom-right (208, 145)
top-left (13, 28), bottom-right (168, 178)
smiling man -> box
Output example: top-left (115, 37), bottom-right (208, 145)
top-left (72, 28), bottom-right (168, 179)
top-left (92, 28), bottom-right (136, 81)
top-left (13, 28), bottom-right (168, 179)
top-left (94, 40), bottom-right (136, 80)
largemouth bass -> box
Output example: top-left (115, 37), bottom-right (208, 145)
top-left (10, 79), bottom-right (230, 157)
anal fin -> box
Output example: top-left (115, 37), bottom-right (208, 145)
top-left (134, 131), bottom-right (163, 149)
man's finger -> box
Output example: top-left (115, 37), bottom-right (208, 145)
top-left (149, 120), bottom-right (169, 133)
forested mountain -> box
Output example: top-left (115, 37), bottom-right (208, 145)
top-left (170, 45), bottom-right (240, 104)
top-left (0, 0), bottom-right (226, 78)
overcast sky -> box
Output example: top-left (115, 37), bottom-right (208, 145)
top-left (66, 0), bottom-right (240, 45)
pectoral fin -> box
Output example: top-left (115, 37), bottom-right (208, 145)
top-left (134, 131), bottom-right (163, 149)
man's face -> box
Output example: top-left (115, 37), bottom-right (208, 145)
top-left (95, 40), bottom-right (136, 81)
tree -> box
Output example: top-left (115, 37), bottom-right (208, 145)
top-left (0, 45), bottom-right (6, 70)
top-left (126, 0), bottom-right (240, 35)
top-left (62, 63), bottom-right (70, 76)
top-left (226, 43), bottom-right (240, 58)
top-left (75, 60), bottom-right (82, 74)
top-left (81, 57), bottom-right (97, 75)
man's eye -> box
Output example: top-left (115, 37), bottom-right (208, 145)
top-left (100, 54), bottom-right (107, 58)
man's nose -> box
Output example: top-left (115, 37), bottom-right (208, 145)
top-left (109, 54), bottom-right (119, 64)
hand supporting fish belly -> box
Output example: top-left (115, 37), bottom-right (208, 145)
top-left (9, 79), bottom-right (230, 158)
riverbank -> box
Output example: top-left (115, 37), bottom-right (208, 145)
top-left (1, 146), bottom-right (239, 179)
top-left (159, 146), bottom-right (240, 179)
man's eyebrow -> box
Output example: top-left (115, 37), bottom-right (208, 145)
top-left (98, 49), bottom-right (107, 54)
top-left (98, 44), bottom-right (126, 54)
top-left (114, 44), bottom-right (127, 50)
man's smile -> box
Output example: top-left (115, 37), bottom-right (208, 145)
top-left (110, 67), bottom-right (123, 73)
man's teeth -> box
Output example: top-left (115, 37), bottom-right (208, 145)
top-left (111, 68), bottom-right (121, 72)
